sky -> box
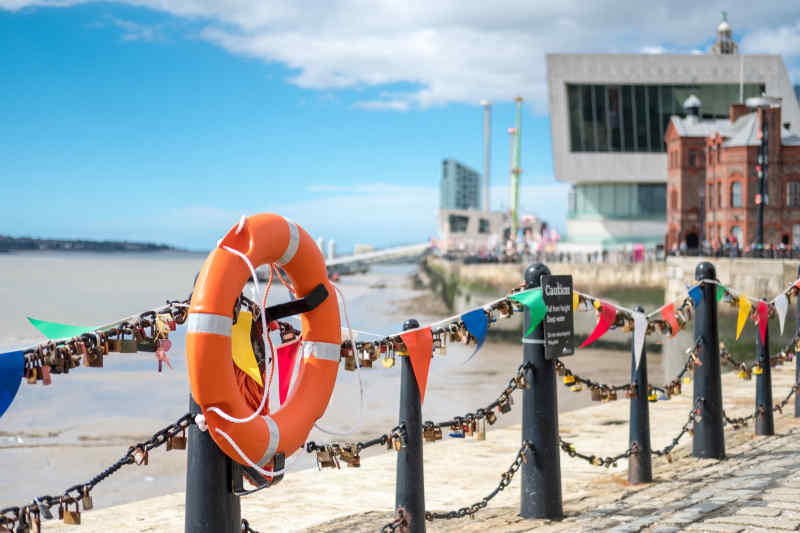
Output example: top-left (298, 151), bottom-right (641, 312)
top-left (1, 1), bottom-right (800, 252)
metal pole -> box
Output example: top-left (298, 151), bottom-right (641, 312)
top-left (757, 112), bottom-right (767, 249)
top-left (755, 323), bottom-right (775, 435)
top-left (482, 100), bottom-right (491, 213)
top-left (692, 261), bottom-right (725, 459)
top-left (628, 306), bottom-right (652, 484)
top-left (520, 263), bottom-right (563, 520)
top-left (396, 318), bottom-right (425, 533)
top-left (796, 264), bottom-right (800, 418)
top-left (186, 395), bottom-right (241, 533)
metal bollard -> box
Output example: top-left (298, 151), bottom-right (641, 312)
top-left (396, 318), bottom-right (425, 533)
top-left (795, 264), bottom-right (800, 418)
top-left (755, 322), bottom-right (775, 435)
top-left (520, 263), bottom-right (563, 520)
top-left (628, 306), bottom-right (652, 484)
top-left (692, 261), bottom-right (725, 459)
top-left (185, 395), bottom-right (241, 533)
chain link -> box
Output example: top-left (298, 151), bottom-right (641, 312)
top-left (241, 518), bottom-right (263, 533)
top-left (0, 413), bottom-right (193, 530)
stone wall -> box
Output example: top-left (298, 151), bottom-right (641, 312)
top-left (665, 257), bottom-right (800, 304)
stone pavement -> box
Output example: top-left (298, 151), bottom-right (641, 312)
top-left (45, 361), bottom-right (800, 532)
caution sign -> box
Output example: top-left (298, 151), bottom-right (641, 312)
top-left (542, 275), bottom-right (574, 360)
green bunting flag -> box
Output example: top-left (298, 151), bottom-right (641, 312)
top-left (27, 317), bottom-right (97, 340)
top-left (716, 285), bottom-right (725, 302)
top-left (510, 288), bottom-right (546, 336)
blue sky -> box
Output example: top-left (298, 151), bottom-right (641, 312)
top-left (1, 1), bottom-right (799, 251)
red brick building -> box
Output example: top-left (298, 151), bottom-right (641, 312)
top-left (665, 96), bottom-right (800, 251)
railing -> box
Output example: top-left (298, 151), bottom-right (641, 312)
top-left (3, 261), bottom-right (800, 532)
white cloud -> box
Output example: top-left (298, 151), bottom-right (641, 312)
top-left (107, 16), bottom-right (164, 42)
top-left (3, 1), bottom-right (800, 110)
top-left (741, 21), bottom-right (800, 56)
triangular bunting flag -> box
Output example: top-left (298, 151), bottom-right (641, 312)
top-left (716, 285), bottom-right (726, 302)
top-left (633, 312), bottom-right (647, 370)
top-left (756, 301), bottom-right (769, 345)
top-left (688, 285), bottom-right (703, 306)
top-left (510, 288), bottom-right (546, 336)
top-left (277, 339), bottom-right (301, 405)
top-left (400, 327), bottom-right (433, 404)
top-left (27, 317), bottom-right (96, 340)
top-left (662, 303), bottom-right (680, 337)
top-left (736, 297), bottom-right (752, 340)
top-left (461, 309), bottom-right (488, 363)
top-left (580, 302), bottom-right (616, 348)
top-left (231, 311), bottom-right (263, 386)
top-left (775, 293), bottom-right (789, 335)
top-left (0, 351), bottom-right (24, 420)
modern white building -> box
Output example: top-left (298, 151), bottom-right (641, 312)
top-left (440, 158), bottom-right (482, 210)
top-left (546, 17), bottom-right (800, 249)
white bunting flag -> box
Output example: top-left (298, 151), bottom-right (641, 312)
top-left (774, 293), bottom-right (789, 335)
top-left (633, 312), bottom-right (647, 370)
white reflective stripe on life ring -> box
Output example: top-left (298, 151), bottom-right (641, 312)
top-left (258, 415), bottom-right (280, 466)
top-left (276, 219), bottom-right (300, 267)
top-left (187, 313), bottom-right (232, 337)
top-left (302, 341), bottom-right (341, 362)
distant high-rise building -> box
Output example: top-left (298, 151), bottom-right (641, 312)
top-left (440, 158), bottom-right (481, 210)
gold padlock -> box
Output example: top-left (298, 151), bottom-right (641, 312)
top-left (683, 375), bottom-right (692, 385)
top-left (63, 499), bottom-right (81, 525)
top-left (607, 390), bottom-right (618, 401)
top-left (120, 329), bottom-right (138, 354)
top-left (485, 411), bottom-right (497, 425)
top-left (590, 387), bottom-right (603, 401)
top-left (563, 373), bottom-right (575, 385)
top-left (753, 365), bottom-right (763, 375)
top-left (344, 356), bottom-right (356, 371)
top-left (81, 487), bottom-right (93, 511)
top-left (108, 332), bottom-right (122, 353)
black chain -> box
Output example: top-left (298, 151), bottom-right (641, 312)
top-left (651, 398), bottom-right (705, 459)
top-left (305, 424), bottom-right (409, 468)
top-left (558, 436), bottom-right (633, 468)
top-left (723, 384), bottom-right (798, 428)
top-left (421, 440), bottom-right (534, 522)
top-left (0, 413), bottom-right (193, 530)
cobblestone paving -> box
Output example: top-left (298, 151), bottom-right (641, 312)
top-left (313, 423), bottom-right (800, 532)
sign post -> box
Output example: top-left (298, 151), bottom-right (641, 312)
top-left (541, 275), bottom-right (574, 360)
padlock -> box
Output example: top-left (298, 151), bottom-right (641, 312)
top-left (359, 353), bottom-right (372, 368)
top-left (485, 411), bottom-right (497, 425)
top-left (137, 335), bottom-right (158, 352)
top-left (647, 391), bottom-right (658, 402)
top-left (132, 447), bottom-right (149, 465)
top-left (753, 365), bottom-right (763, 375)
top-left (344, 356), bottom-right (356, 371)
top-left (340, 445), bottom-right (360, 468)
top-left (29, 509), bottom-right (41, 533)
top-left (120, 330), bottom-right (138, 354)
top-left (63, 499), bottom-right (80, 525)
top-left (683, 375), bottom-right (692, 385)
top-left (672, 381), bottom-right (681, 395)
top-left (385, 434), bottom-right (394, 451)
top-left (476, 418), bottom-right (486, 441)
top-left (316, 448), bottom-right (338, 469)
top-left (607, 390), bottom-right (618, 401)
top-left (81, 487), bottom-right (93, 511)
top-left (570, 383), bottom-right (583, 392)
top-left (625, 384), bottom-right (638, 399)
top-left (563, 373), bottom-right (575, 385)
top-left (497, 395), bottom-right (511, 414)
top-left (556, 364), bottom-right (566, 377)
top-left (108, 332), bottom-right (122, 353)
top-left (423, 425), bottom-right (442, 442)
top-left (590, 387), bottom-right (603, 401)
top-left (167, 429), bottom-right (187, 451)
top-left (382, 352), bottom-right (395, 368)
top-left (393, 437), bottom-right (403, 451)
top-left (464, 421), bottom-right (473, 437)
top-left (27, 366), bottom-right (38, 385)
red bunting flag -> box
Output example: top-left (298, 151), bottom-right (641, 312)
top-left (580, 302), bottom-right (617, 348)
top-left (662, 303), bottom-right (680, 338)
top-left (277, 339), bottom-right (301, 405)
top-left (400, 327), bottom-right (433, 404)
top-left (756, 301), bottom-right (769, 346)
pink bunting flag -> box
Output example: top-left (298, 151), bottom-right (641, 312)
top-left (580, 302), bottom-right (617, 349)
top-left (277, 339), bottom-right (301, 405)
top-left (756, 301), bottom-right (769, 345)
top-left (400, 327), bottom-right (433, 404)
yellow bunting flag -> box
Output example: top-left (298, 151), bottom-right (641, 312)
top-left (231, 311), bottom-right (263, 386)
top-left (572, 291), bottom-right (579, 312)
top-left (735, 297), bottom-right (752, 340)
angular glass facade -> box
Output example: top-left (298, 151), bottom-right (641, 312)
top-left (567, 83), bottom-right (765, 153)
top-left (568, 183), bottom-right (667, 219)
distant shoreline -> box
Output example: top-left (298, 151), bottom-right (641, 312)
top-left (0, 235), bottom-right (192, 253)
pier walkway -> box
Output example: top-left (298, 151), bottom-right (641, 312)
top-left (45, 357), bottom-right (800, 532)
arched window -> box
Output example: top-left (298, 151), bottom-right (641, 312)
top-left (731, 226), bottom-right (743, 247)
top-left (730, 182), bottom-right (742, 207)
top-left (670, 189), bottom-right (678, 210)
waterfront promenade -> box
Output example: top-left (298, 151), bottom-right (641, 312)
top-left (43, 355), bottom-right (800, 532)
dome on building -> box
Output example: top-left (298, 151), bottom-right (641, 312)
top-left (718, 20), bottom-right (731, 33)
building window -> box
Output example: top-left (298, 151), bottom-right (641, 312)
top-left (448, 215), bottom-right (469, 233)
top-left (565, 83), bottom-right (764, 153)
top-left (731, 182), bottom-right (742, 208)
top-left (689, 150), bottom-right (697, 167)
top-left (794, 225), bottom-right (800, 246)
top-left (670, 189), bottom-right (678, 210)
top-left (478, 219), bottom-right (490, 234)
top-left (717, 183), bottom-right (722, 208)
top-left (787, 182), bottom-right (800, 207)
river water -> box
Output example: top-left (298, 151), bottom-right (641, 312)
top-left (0, 251), bottom-right (648, 509)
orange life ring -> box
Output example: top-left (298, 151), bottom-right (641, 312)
top-left (186, 214), bottom-right (341, 469)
